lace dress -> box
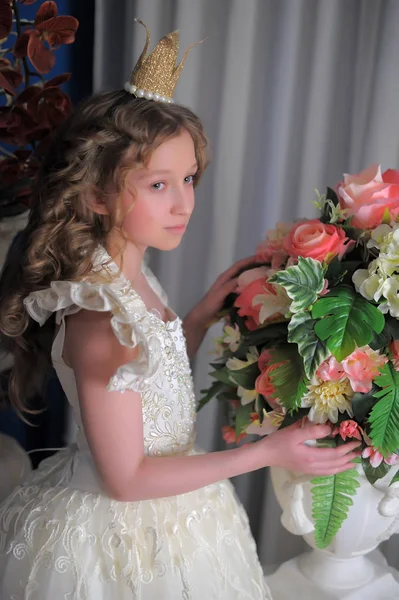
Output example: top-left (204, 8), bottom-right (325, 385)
top-left (0, 246), bottom-right (271, 600)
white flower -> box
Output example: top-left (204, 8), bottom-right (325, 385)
top-left (226, 347), bottom-right (258, 371)
top-left (252, 284), bottom-right (291, 324)
top-left (212, 338), bottom-right (226, 358)
top-left (380, 277), bottom-right (399, 317)
top-left (352, 269), bottom-right (386, 302)
top-left (367, 224), bottom-right (397, 250)
top-left (238, 386), bottom-right (258, 406)
top-left (301, 376), bottom-right (354, 424)
top-left (223, 324), bottom-right (241, 352)
top-left (246, 408), bottom-right (285, 435)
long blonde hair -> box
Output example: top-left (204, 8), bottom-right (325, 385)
top-left (0, 90), bottom-right (208, 414)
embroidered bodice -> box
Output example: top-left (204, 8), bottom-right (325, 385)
top-left (23, 246), bottom-right (196, 459)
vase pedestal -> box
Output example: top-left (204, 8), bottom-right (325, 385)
top-left (268, 465), bottom-right (399, 599)
top-left (267, 549), bottom-right (399, 600)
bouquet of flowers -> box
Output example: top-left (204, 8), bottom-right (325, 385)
top-left (0, 0), bottom-right (78, 216)
top-left (200, 164), bottom-right (399, 549)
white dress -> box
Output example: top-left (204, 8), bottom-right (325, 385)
top-left (0, 246), bottom-right (271, 600)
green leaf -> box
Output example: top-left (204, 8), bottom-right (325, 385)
top-left (268, 346), bottom-right (308, 412)
top-left (227, 360), bottom-right (260, 390)
top-left (386, 316), bottom-right (399, 341)
top-left (197, 381), bottom-right (225, 411)
top-left (325, 257), bottom-right (362, 287)
top-left (369, 323), bottom-right (392, 351)
top-left (288, 311), bottom-right (329, 379)
top-left (351, 386), bottom-right (379, 422)
top-left (209, 367), bottom-right (234, 386)
top-left (235, 403), bottom-right (253, 436)
top-left (389, 470), bottom-right (399, 486)
top-left (311, 468), bottom-right (360, 549)
top-left (368, 363), bottom-right (399, 457)
top-left (268, 257), bottom-right (325, 313)
top-left (312, 286), bottom-right (385, 362)
top-left (279, 407), bottom-right (309, 429)
top-left (362, 457), bottom-right (391, 485)
top-left (240, 322), bottom-right (288, 350)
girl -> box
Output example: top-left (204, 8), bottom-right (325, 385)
top-left (0, 28), bottom-right (360, 600)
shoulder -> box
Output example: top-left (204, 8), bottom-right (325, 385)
top-left (64, 309), bottom-right (139, 382)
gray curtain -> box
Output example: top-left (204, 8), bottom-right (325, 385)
top-left (93, 0), bottom-right (399, 571)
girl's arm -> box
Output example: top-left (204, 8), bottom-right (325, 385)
top-left (66, 310), bottom-right (361, 503)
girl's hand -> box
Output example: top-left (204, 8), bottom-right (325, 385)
top-left (187, 255), bottom-right (258, 329)
top-left (260, 421), bottom-right (361, 476)
top-left (183, 256), bottom-right (257, 359)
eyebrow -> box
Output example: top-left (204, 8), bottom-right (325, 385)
top-left (135, 163), bottom-right (198, 179)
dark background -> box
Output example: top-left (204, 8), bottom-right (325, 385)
top-left (0, 0), bottom-right (94, 465)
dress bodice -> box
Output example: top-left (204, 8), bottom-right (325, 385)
top-left (24, 246), bottom-right (197, 459)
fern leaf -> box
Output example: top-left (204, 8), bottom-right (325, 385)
top-left (368, 363), bottom-right (399, 457)
top-left (311, 468), bottom-right (360, 549)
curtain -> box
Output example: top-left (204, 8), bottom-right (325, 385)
top-left (93, 0), bottom-right (399, 570)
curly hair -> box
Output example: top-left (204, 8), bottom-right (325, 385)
top-left (0, 90), bottom-right (208, 414)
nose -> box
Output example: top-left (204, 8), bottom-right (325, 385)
top-left (171, 186), bottom-right (194, 216)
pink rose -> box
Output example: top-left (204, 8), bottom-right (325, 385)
top-left (255, 364), bottom-right (279, 402)
top-left (255, 351), bottom-right (284, 409)
top-left (317, 356), bottom-right (345, 381)
top-left (258, 349), bottom-right (272, 371)
top-left (337, 164), bottom-right (399, 229)
top-left (284, 219), bottom-right (351, 263)
top-left (341, 347), bottom-right (387, 393)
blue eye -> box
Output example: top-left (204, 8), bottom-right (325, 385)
top-left (185, 175), bottom-right (195, 185)
top-left (152, 182), bottom-right (165, 190)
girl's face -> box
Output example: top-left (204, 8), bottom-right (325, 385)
top-left (118, 128), bottom-right (198, 252)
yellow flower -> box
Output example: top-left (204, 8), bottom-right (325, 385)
top-left (223, 324), bottom-right (241, 351)
top-left (238, 386), bottom-right (258, 406)
top-left (301, 377), bottom-right (354, 424)
top-left (246, 408), bottom-right (285, 435)
top-left (226, 347), bottom-right (258, 371)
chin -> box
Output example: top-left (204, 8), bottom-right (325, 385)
top-left (156, 239), bottom-right (183, 251)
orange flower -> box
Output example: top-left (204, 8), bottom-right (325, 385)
top-left (14, 1), bottom-right (79, 74)
top-left (222, 426), bottom-right (246, 445)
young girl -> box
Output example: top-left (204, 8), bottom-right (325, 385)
top-left (0, 24), bottom-right (360, 600)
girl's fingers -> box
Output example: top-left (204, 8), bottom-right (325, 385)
top-left (307, 442), bottom-right (361, 461)
top-left (304, 463), bottom-right (357, 476)
top-left (217, 256), bottom-right (258, 284)
top-left (311, 452), bottom-right (360, 470)
top-left (336, 441), bottom-right (362, 455)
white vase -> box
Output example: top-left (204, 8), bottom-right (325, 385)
top-left (267, 465), bottom-right (399, 599)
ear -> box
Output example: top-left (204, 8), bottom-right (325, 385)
top-left (86, 192), bottom-right (110, 215)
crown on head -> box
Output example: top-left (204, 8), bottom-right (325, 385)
top-left (124, 19), bottom-right (201, 104)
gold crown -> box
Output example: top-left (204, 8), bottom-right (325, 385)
top-left (124, 19), bottom-right (202, 103)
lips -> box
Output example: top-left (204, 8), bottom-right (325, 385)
top-left (165, 224), bottom-right (187, 231)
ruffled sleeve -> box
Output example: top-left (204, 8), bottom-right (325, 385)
top-left (24, 277), bottom-right (164, 394)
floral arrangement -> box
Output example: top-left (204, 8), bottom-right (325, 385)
top-left (0, 0), bottom-right (78, 216)
top-left (200, 164), bottom-right (399, 549)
